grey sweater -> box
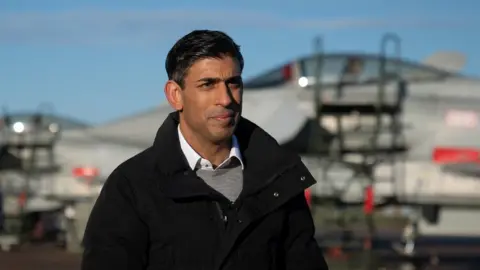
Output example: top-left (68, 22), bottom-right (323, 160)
top-left (195, 157), bottom-right (243, 202)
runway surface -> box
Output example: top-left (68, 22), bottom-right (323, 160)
top-left (0, 244), bottom-right (81, 270)
top-left (1, 234), bottom-right (479, 270)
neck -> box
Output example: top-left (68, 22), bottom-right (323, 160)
top-left (179, 122), bottom-right (231, 167)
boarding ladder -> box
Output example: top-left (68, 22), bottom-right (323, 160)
top-left (311, 33), bottom-right (408, 265)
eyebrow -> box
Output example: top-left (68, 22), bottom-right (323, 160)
top-left (196, 75), bottom-right (242, 83)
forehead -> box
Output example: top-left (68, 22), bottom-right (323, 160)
top-left (186, 56), bottom-right (241, 80)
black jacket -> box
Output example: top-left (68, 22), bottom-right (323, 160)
top-left (81, 111), bottom-right (328, 270)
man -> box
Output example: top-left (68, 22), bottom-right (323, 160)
top-left (81, 30), bottom-right (328, 270)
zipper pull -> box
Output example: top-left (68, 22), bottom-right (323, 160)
top-left (214, 202), bottom-right (228, 224)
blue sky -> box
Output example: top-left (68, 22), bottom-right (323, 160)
top-left (1, 0), bottom-right (479, 124)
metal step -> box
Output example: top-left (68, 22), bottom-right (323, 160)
top-left (2, 131), bottom-right (58, 149)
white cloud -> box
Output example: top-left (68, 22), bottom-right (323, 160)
top-left (0, 9), bottom-right (475, 46)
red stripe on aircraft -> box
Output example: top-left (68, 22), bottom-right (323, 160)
top-left (432, 147), bottom-right (480, 164)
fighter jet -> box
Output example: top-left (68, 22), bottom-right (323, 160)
top-left (1, 36), bottom-right (480, 220)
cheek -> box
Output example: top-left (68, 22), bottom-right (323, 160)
top-left (183, 98), bottom-right (207, 122)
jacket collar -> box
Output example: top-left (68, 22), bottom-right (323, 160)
top-left (177, 125), bottom-right (244, 170)
top-left (153, 111), bottom-right (300, 199)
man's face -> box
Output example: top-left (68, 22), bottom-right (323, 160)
top-left (166, 56), bottom-right (243, 143)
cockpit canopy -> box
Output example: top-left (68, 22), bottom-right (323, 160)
top-left (243, 53), bottom-right (458, 89)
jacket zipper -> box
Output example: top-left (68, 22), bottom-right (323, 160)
top-left (215, 201), bottom-right (228, 225)
top-left (214, 159), bottom-right (300, 229)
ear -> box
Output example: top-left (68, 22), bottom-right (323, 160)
top-left (164, 80), bottom-right (183, 111)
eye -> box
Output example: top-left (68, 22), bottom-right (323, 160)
top-left (227, 78), bottom-right (243, 90)
top-left (228, 83), bottom-right (242, 90)
top-left (199, 80), bottom-right (216, 89)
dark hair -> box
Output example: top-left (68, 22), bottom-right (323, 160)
top-left (165, 30), bottom-right (244, 88)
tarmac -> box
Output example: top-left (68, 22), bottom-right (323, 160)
top-left (0, 243), bottom-right (81, 270)
top-left (1, 233), bottom-right (480, 270)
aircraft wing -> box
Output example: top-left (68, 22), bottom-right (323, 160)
top-left (241, 87), bottom-right (310, 144)
top-left (61, 87), bottom-right (309, 147)
top-left (60, 104), bottom-right (174, 148)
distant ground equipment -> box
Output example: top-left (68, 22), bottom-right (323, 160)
top-left (0, 103), bottom-right (63, 252)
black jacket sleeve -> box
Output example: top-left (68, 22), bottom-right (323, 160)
top-left (284, 193), bottom-right (329, 270)
top-left (81, 169), bottom-right (148, 270)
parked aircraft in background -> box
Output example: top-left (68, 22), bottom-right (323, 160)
top-left (1, 46), bottom-right (480, 232)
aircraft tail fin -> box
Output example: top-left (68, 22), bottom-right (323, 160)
top-left (422, 51), bottom-right (466, 73)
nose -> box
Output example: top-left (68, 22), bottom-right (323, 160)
top-left (215, 82), bottom-right (233, 106)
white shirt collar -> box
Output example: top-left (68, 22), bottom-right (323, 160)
top-left (177, 125), bottom-right (244, 171)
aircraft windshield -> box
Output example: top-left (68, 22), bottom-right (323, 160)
top-left (243, 65), bottom-right (290, 89)
top-left (300, 54), bottom-right (451, 86)
top-left (243, 53), bottom-right (453, 89)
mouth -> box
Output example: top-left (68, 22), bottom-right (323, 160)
top-left (212, 112), bottom-right (236, 124)
top-left (214, 112), bottom-right (234, 120)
